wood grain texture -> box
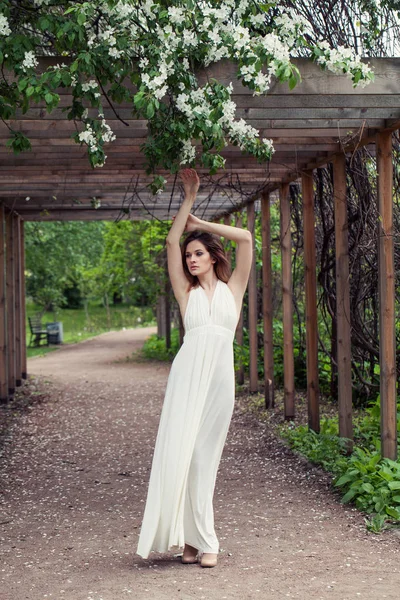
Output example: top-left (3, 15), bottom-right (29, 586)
top-left (247, 202), bottom-right (259, 393)
top-left (0, 206), bottom-right (7, 402)
top-left (280, 183), bottom-right (295, 419)
top-left (377, 130), bottom-right (397, 461)
top-left (261, 192), bottom-right (274, 409)
top-left (333, 154), bottom-right (353, 443)
top-left (301, 171), bottom-right (319, 433)
top-left (13, 214), bottom-right (22, 387)
top-left (1, 58), bottom-right (400, 221)
top-left (5, 212), bottom-right (15, 396)
top-left (20, 221), bottom-right (27, 379)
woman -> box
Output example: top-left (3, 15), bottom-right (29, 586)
top-left (136, 168), bottom-right (252, 567)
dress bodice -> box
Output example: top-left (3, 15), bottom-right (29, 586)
top-left (184, 279), bottom-right (238, 335)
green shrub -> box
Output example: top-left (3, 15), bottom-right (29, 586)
top-left (141, 329), bottom-right (180, 361)
top-left (281, 397), bottom-right (400, 532)
top-left (281, 418), bottom-right (348, 475)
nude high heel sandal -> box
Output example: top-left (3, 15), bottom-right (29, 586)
top-left (200, 552), bottom-right (218, 568)
top-left (181, 543), bottom-right (198, 564)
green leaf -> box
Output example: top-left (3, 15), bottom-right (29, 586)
top-left (18, 79), bottom-right (29, 92)
top-left (342, 488), bottom-right (358, 503)
top-left (146, 102), bottom-right (155, 119)
top-left (6, 132), bottom-right (32, 155)
top-left (77, 12), bottom-right (86, 26)
top-left (335, 473), bottom-right (355, 487)
top-left (361, 483), bottom-right (374, 494)
top-left (388, 481), bottom-right (400, 490)
top-left (385, 506), bottom-right (400, 520)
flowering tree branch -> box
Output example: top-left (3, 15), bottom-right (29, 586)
top-left (0, 0), bottom-right (374, 193)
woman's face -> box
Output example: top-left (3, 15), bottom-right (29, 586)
top-left (185, 240), bottom-right (215, 278)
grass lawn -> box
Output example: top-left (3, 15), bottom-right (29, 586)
top-left (26, 302), bottom-right (155, 358)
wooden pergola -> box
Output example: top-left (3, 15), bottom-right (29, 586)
top-left (1, 57), bottom-right (399, 458)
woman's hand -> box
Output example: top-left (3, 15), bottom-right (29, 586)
top-left (185, 213), bottom-right (203, 232)
top-left (179, 168), bottom-right (200, 198)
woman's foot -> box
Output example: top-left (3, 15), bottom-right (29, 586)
top-left (200, 552), bottom-right (218, 568)
top-left (181, 543), bottom-right (198, 564)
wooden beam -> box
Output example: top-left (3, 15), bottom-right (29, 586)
top-left (20, 220), bottom-right (27, 379)
top-left (333, 154), bottom-right (353, 443)
top-left (202, 57), bottom-right (400, 96)
top-left (0, 206), bottom-right (7, 403)
top-left (247, 201), bottom-right (258, 393)
top-left (377, 130), bottom-right (397, 460)
top-left (15, 93), bottom-right (400, 114)
top-left (280, 183), bottom-right (295, 419)
top-left (261, 192), bottom-right (274, 408)
top-left (13, 214), bottom-right (22, 387)
top-left (5, 211), bottom-right (15, 396)
top-left (301, 171), bottom-right (320, 433)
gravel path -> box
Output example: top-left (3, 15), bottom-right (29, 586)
top-left (1, 327), bottom-right (400, 600)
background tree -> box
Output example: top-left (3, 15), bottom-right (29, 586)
top-left (25, 221), bottom-right (104, 312)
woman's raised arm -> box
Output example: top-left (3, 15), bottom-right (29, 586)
top-left (166, 169), bottom-right (200, 304)
top-left (184, 213), bottom-right (252, 301)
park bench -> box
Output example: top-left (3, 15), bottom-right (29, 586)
top-left (28, 315), bottom-right (49, 347)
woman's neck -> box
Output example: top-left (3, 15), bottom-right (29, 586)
top-left (197, 272), bottom-right (218, 290)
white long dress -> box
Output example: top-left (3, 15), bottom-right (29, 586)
top-left (136, 279), bottom-right (238, 558)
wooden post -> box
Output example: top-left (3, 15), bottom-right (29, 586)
top-left (178, 310), bottom-right (184, 347)
top-left (280, 184), bottom-right (295, 419)
top-left (0, 206), bottom-right (7, 403)
top-left (235, 214), bottom-right (245, 385)
top-left (20, 220), bottom-right (27, 379)
top-left (247, 201), bottom-right (258, 393)
top-left (261, 192), bottom-right (274, 408)
top-left (5, 212), bottom-right (15, 396)
top-left (377, 130), bottom-right (397, 460)
top-left (13, 215), bottom-right (22, 387)
top-left (333, 154), bottom-right (353, 442)
top-left (224, 214), bottom-right (232, 263)
top-left (301, 171), bottom-right (320, 433)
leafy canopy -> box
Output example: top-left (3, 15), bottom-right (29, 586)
top-left (1, 1), bottom-right (373, 191)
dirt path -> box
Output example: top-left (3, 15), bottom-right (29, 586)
top-left (1, 328), bottom-right (400, 600)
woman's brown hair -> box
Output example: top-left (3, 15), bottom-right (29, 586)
top-left (181, 231), bottom-right (231, 287)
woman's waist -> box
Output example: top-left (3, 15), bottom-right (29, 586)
top-left (183, 323), bottom-right (235, 342)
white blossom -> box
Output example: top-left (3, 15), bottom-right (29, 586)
top-left (78, 126), bottom-right (98, 152)
top-left (10, 0), bottom-right (374, 178)
top-left (261, 33), bottom-right (289, 61)
top-left (182, 29), bottom-right (198, 47)
top-left (81, 80), bottom-right (98, 92)
top-left (253, 71), bottom-right (272, 94)
top-left (168, 6), bottom-right (185, 24)
top-left (101, 120), bottom-right (116, 143)
top-left (262, 138), bottom-right (274, 154)
top-left (100, 29), bottom-right (117, 46)
top-left (249, 14), bottom-right (265, 26)
top-left (109, 47), bottom-right (124, 59)
top-left (21, 51), bottom-right (38, 71)
top-left (0, 14), bottom-right (11, 36)
top-left (180, 140), bottom-right (196, 164)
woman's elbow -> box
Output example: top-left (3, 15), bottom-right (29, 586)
top-left (243, 230), bottom-right (252, 242)
top-left (166, 236), bottom-right (179, 247)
